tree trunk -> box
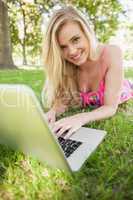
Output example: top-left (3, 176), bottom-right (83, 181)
top-left (22, 42), bottom-right (27, 65)
top-left (19, 1), bottom-right (27, 65)
top-left (22, 7), bottom-right (27, 65)
top-left (0, 0), bottom-right (16, 69)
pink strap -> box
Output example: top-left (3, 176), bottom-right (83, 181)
top-left (80, 91), bottom-right (98, 107)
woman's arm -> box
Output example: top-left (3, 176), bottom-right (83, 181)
top-left (77, 45), bottom-right (123, 124)
top-left (45, 103), bottom-right (68, 124)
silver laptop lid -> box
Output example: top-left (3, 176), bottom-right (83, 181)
top-left (0, 84), bottom-right (71, 172)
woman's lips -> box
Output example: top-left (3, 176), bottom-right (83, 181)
top-left (71, 52), bottom-right (82, 61)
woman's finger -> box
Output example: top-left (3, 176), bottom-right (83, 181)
top-left (50, 117), bottom-right (55, 123)
top-left (56, 125), bottom-right (71, 138)
top-left (52, 123), bottom-right (62, 133)
top-left (64, 127), bottom-right (78, 139)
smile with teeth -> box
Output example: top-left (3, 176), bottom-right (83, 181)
top-left (71, 52), bottom-right (82, 60)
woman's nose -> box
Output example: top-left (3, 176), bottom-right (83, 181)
top-left (68, 46), bottom-right (77, 56)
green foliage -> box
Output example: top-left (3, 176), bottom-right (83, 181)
top-left (8, 1), bottom-right (43, 63)
top-left (123, 23), bottom-right (133, 60)
top-left (125, 68), bottom-right (133, 79)
top-left (62, 0), bottom-right (123, 42)
top-left (8, 3), bottom-right (20, 46)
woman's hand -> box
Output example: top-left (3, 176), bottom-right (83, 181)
top-left (52, 114), bottom-right (85, 139)
top-left (45, 109), bottom-right (56, 124)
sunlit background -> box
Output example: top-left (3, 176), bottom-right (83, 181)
top-left (2, 0), bottom-right (133, 69)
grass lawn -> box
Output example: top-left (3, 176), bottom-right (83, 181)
top-left (0, 68), bottom-right (133, 200)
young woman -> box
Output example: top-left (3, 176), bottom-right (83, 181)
top-left (42, 6), bottom-right (133, 139)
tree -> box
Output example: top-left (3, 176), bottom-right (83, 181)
top-left (7, 0), bottom-right (54, 65)
top-left (0, 0), bottom-right (16, 69)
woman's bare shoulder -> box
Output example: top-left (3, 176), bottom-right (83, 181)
top-left (97, 43), bottom-right (121, 57)
top-left (103, 44), bottom-right (123, 72)
top-left (104, 44), bottom-right (122, 55)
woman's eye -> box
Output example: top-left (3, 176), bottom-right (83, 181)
top-left (61, 46), bottom-right (66, 50)
top-left (73, 37), bottom-right (80, 43)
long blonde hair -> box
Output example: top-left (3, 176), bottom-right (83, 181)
top-left (42, 6), bottom-right (98, 109)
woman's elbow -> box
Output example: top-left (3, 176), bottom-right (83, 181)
top-left (109, 105), bottom-right (118, 116)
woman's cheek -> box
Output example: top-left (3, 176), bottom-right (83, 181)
top-left (63, 52), bottom-right (68, 60)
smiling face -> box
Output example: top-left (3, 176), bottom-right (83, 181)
top-left (57, 21), bottom-right (90, 66)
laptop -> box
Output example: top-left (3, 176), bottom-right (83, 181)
top-left (0, 84), bottom-right (106, 173)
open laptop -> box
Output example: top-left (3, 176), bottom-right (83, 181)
top-left (0, 84), bottom-right (106, 173)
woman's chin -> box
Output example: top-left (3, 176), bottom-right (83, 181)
top-left (74, 57), bottom-right (87, 66)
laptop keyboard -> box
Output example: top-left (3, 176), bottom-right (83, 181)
top-left (58, 137), bottom-right (82, 158)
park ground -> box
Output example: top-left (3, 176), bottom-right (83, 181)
top-left (0, 68), bottom-right (133, 200)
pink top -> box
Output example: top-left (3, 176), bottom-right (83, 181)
top-left (80, 47), bottom-right (133, 109)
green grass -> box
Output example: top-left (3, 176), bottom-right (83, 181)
top-left (0, 68), bottom-right (133, 200)
top-left (125, 68), bottom-right (133, 80)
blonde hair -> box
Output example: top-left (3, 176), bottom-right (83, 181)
top-left (42, 6), bottom-right (98, 109)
